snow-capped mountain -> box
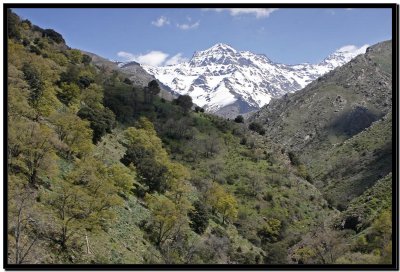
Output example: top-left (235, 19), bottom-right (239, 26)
top-left (141, 43), bottom-right (368, 117)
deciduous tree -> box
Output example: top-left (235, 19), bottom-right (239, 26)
top-left (205, 183), bottom-right (238, 224)
top-left (145, 193), bottom-right (188, 247)
top-left (51, 111), bottom-right (93, 159)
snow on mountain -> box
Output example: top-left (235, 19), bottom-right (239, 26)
top-left (140, 43), bottom-right (368, 116)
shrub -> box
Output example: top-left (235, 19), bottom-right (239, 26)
top-left (174, 95), bottom-right (193, 113)
top-left (288, 151), bottom-right (301, 166)
top-left (248, 122), bottom-right (265, 135)
top-left (123, 78), bottom-right (132, 85)
top-left (188, 200), bottom-right (210, 234)
top-left (257, 218), bottom-right (282, 243)
top-left (234, 115), bottom-right (244, 123)
top-left (77, 106), bottom-right (115, 143)
top-left (78, 76), bottom-right (93, 89)
top-left (29, 45), bottom-right (41, 55)
top-left (42, 29), bottom-right (65, 44)
top-left (7, 9), bottom-right (21, 40)
top-left (82, 54), bottom-right (92, 65)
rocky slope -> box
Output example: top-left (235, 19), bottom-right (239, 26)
top-left (250, 40), bottom-right (392, 208)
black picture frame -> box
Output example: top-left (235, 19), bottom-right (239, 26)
top-left (3, 2), bottom-right (399, 271)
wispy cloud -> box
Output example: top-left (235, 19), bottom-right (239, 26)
top-left (117, 51), bottom-right (169, 66)
top-left (345, 8), bottom-right (353, 11)
top-left (117, 51), bottom-right (187, 66)
top-left (204, 8), bottom-right (278, 19)
top-left (336, 44), bottom-right (369, 55)
top-left (117, 51), bottom-right (136, 61)
top-left (151, 16), bottom-right (170, 27)
top-left (177, 21), bottom-right (200, 30)
top-left (165, 53), bottom-right (188, 66)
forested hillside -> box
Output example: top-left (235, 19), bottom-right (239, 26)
top-left (6, 9), bottom-right (393, 265)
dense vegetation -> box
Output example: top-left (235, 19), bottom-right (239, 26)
top-left (7, 9), bottom-right (393, 265)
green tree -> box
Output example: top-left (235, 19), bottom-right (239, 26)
top-left (293, 246), bottom-right (316, 264)
top-left (234, 115), bottom-right (244, 123)
top-left (290, 227), bottom-right (347, 264)
top-left (246, 173), bottom-right (263, 197)
top-left (18, 60), bottom-right (61, 118)
top-left (8, 177), bottom-right (40, 264)
top-left (44, 178), bottom-right (91, 251)
top-left (148, 80), bottom-right (160, 102)
top-left (121, 121), bottom-right (171, 193)
top-left (188, 200), bottom-right (210, 234)
top-left (59, 64), bottom-right (80, 85)
top-left (42, 29), bottom-right (65, 44)
top-left (81, 54), bottom-right (92, 66)
top-left (14, 122), bottom-right (59, 186)
top-left (51, 111), bottom-right (93, 159)
top-left (370, 209), bottom-right (392, 263)
top-left (216, 193), bottom-right (238, 224)
top-left (203, 133), bottom-right (222, 158)
top-left (107, 164), bottom-right (136, 195)
top-left (22, 63), bottom-right (44, 109)
top-left (7, 9), bottom-right (21, 39)
top-left (208, 159), bottom-right (224, 182)
top-left (145, 193), bottom-right (188, 247)
top-left (257, 218), bottom-right (282, 243)
top-left (135, 156), bottom-right (168, 193)
top-left (248, 122), bottom-right (265, 135)
top-left (205, 183), bottom-right (238, 224)
top-left (77, 106), bottom-right (115, 143)
top-left (81, 83), bottom-right (104, 109)
top-left (57, 82), bottom-right (80, 106)
top-left (45, 158), bottom-right (123, 251)
top-left (174, 95), bottom-right (193, 113)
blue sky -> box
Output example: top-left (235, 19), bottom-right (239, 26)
top-left (13, 8), bottom-right (392, 65)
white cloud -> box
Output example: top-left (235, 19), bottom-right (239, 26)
top-left (165, 53), bottom-right (188, 66)
top-left (176, 21), bottom-right (200, 30)
top-left (336, 44), bottom-right (369, 55)
top-left (117, 51), bottom-right (169, 66)
top-left (204, 8), bottom-right (278, 18)
top-left (345, 8), bottom-right (353, 11)
top-left (151, 16), bottom-right (170, 27)
top-left (117, 51), bottom-right (136, 61)
top-left (117, 51), bottom-right (187, 67)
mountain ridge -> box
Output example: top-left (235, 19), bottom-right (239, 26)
top-left (140, 43), bottom-right (368, 117)
top-left (249, 40), bottom-right (392, 209)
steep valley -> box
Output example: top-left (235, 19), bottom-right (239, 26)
top-left (6, 9), bottom-right (394, 266)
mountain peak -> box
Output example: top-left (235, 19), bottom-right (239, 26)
top-left (143, 43), bottom-right (368, 117)
top-left (208, 43), bottom-right (236, 52)
top-left (189, 43), bottom-right (238, 67)
top-left (320, 44), bottom-right (368, 68)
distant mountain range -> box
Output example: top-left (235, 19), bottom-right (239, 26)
top-left (138, 43), bottom-right (368, 117)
